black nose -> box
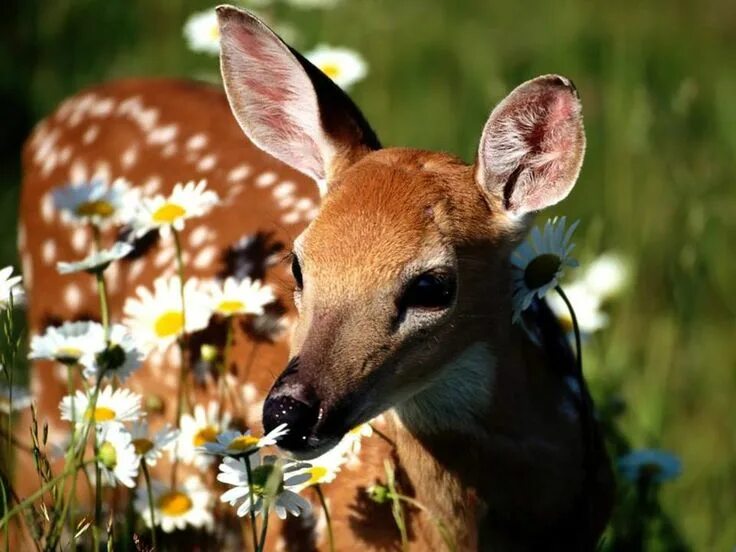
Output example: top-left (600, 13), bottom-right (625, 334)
top-left (262, 359), bottom-right (321, 452)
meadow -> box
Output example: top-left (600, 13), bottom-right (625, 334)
top-left (1, 0), bottom-right (735, 549)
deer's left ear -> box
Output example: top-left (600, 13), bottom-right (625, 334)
top-left (217, 5), bottom-right (380, 195)
top-left (475, 75), bottom-right (585, 217)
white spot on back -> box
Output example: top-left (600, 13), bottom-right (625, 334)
top-left (41, 239), bottom-right (56, 265)
top-left (188, 226), bottom-right (210, 248)
top-left (127, 258), bottom-right (146, 282)
top-left (255, 172), bottom-right (278, 188)
top-left (154, 247), bottom-right (175, 269)
top-left (161, 143), bottom-right (178, 158)
top-left (278, 196), bottom-right (296, 209)
top-left (71, 227), bottom-right (88, 253)
top-left (92, 161), bottom-right (111, 183)
top-left (281, 211), bottom-right (300, 225)
top-left (186, 133), bottom-right (208, 151)
top-left (193, 245), bottom-right (218, 270)
top-left (69, 159), bottom-right (88, 183)
top-left (273, 181), bottom-right (296, 199)
top-left (121, 146), bottom-right (138, 169)
top-left (142, 176), bottom-right (162, 195)
top-left (227, 164), bottom-right (251, 183)
top-left (64, 284), bottom-right (82, 310)
top-left (197, 154), bottom-right (217, 172)
top-left (21, 254), bottom-right (33, 289)
top-left (295, 198), bottom-right (314, 212)
top-left (40, 194), bottom-right (55, 224)
top-left (147, 124), bottom-right (178, 145)
top-left (82, 125), bottom-right (100, 145)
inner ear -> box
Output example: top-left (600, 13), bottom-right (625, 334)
top-left (475, 74), bottom-right (585, 217)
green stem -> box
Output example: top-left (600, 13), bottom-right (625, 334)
top-left (1, 476), bottom-right (9, 552)
top-left (244, 459), bottom-right (259, 552)
top-left (384, 461), bottom-right (408, 552)
top-left (95, 271), bottom-right (110, 340)
top-left (393, 493), bottom-right (455, 552)
top-left (171, 228), bottom-right (189, 488)
top-left (314, 485), bottom-right (335, 552)
top-left (93, 459), bottom-right (102, 550)
top-left (255, 503), bottom-right (270, 552)
top-left (0, 461), bottom-right (93, 526)
top-left (141, 460), bottom-right (157, 550)
top-left (219, 316), bottom-right (235, 414)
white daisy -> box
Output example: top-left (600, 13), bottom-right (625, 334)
top-left (60, 386), bottom-right (142, 426)
top-left (123, 277), bottom-right (212, 352)
top-left (288, 444), bottom-right (345, 492)
top-left (176, 402), bottom-right (233, 469)
top-left (0, 385), bottom-right (33, 414)
top-left (546, 281), bottom-right (609, 335)
top-left (135, 475), bottom-right (214, 533)
top-left (96, 423), bottom-right (140, 488)
top-left (29, 321), bottom-right (106, 368)
top-left (128, 180), bottom-right (219, 238)
top-left (0, 266), bottom-right (24, 310)
top-left (129, 420), bottom-right (179, 467)
top-left (511, 217), bottom-right (579, 322)
top-left (82, 323), bottom-right (144, 383)
top-left (57, 242), bottom-right (133, 275)
top-left (183, 9), bottom-right (220, 55)
top-left (202, 277), bottom-right (276, 317)
top-left (201, 423), bottom-right (289, 457)
top-left (618, 449), bottom-right (682, 484)
top-left (341, 422), bottom-right (373, 457)
top-left (583, 252), bottom-right (630, 300)
top-left (217, 454), bottom-right (312, 520)
top-left (305, 45), bottom-right (368, 90)
top-left (51, 178), bottom-right (133, 227)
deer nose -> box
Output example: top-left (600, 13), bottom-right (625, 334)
top-left (262, 359), bottom-right (321, 452)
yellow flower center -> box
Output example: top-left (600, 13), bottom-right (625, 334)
top-left (523, 253), bottom-right (562, 290)
top-left (226, 435), bottom-right (260, 452)
top-left (133, 438), bottom-right (154, 455)
top-left (217, 300), bottom-right (246, 315)
top-left (306, 466), bottom-right (328, 485)
top-left (193, 425), bottom-right (219, 447)
top-left (151, 202), bottom-right (186, 224)
top-left (158, 491), bottom-right (193, 517)
top-left (153, 311), bottom-right (184, 338)
top-left (75, 200), bottom-right (115, 218)
top-left (319, 63), bottom-right (341, 80)
top-left (84, 406), bottom-right (117, 422)
top-left (56, 346), bottom-right (83, 363)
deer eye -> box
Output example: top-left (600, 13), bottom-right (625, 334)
top-left (291, 254), bottom-right (304, 290)
top-left (400, 271), bottom-right (456, 311)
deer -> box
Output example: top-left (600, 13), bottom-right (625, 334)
top-left (17, 5), bottom-right (614, 550)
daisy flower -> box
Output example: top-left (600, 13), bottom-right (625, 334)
top-left (217, 454), bottom-right (312, 520)
top-left (29, 321), bottom-right (105, 368)
top-left (128, 180), bottom-right (219, 238)
top-left (0, 266), bottom-right (24, 310)
top-left (305, 45), bottom-right (368, 90)
top-left (96, 423), bottom-right (140, 488)
top-left (60, 386), bottom-right (142, 426)
top-left (202, 277), bottom-right (276, 317)
top-left (183, 9), bottom-right (220, 55)
top-left (511, 217), bottom-right (579, 322)
top-left (83, 323), bottom-right (144, 383)
top-left (135, 475), bottom-right (214, 533)
top-left (129, 420), bottom-right (179, 467)
top-left (52, 178), bottom-right (133, 227)
top-left (201, 423), bottom-right (289, 457)
top-left (123, 277), bottom-right (212, 352)
top-left (176, 402), bottom-right (233, 469)
top-left (583, 252), bottom-right (630, 300)
top-left (618, 449), bottom-right (682, 484)
top-left (546, 281), bottom-right (609, 335)
top-left (287, 445), bottom-right (345, 492)
top-left (57, 242), bottom-right (133, 275)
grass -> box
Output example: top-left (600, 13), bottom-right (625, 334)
top-left (1, 0), bottom-right (735, 548)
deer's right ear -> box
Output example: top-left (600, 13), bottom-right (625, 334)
top-left (475, 75), bottom-right (585, 220)
top-left (217, 5), bottom-right (380, 194)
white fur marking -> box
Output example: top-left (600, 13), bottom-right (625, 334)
top-left (255, 171), bottom-right (278, 188)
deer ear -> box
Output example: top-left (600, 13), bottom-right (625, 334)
top-left (475, 75), bottom-right (585, 217)
top-left (217, 5), bottom-right (380, 195)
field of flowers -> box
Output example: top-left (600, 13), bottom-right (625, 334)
top-left (1, 0), bottom-right (735, 550)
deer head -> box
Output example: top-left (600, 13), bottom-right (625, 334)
top-left (217, 5), bottom-right (585, 457)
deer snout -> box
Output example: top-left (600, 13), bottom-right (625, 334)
top-left (262, 357), bottom-right (324, 455)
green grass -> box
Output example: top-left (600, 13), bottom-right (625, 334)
top-left (1, 0), bottom-right (735, 547)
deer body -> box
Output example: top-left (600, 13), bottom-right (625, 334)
top-left (19, 6), bottom-right (613, 550)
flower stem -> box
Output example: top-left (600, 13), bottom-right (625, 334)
top-left (554, 284), bottom-right (595, 545)
top-left (219, 316), bottom-right (235, 414)
top-left (244, 458), bottom-right (259, 552)
top-left (392, 493), bottom-right (455, 552)
top-left (141, 459), bottom-right (157, 550)
top-left (384, 461), bottom-right (408, 552)
top-left (95, 271), bottom-right (110, 340)
top-left (314, 485), bottom-right (335, 552)
top-left (255, 503), bottom-right (270, 552)
top-left (171, 228), bottom-right (189, 488)
top-left (93, 460), bottom-right (101, 551)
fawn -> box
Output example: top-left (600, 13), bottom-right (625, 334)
top-left (19, 5), bottom-right (614, 550)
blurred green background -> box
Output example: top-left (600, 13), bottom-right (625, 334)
top-left (1, 0), bottom-right (735, 548)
